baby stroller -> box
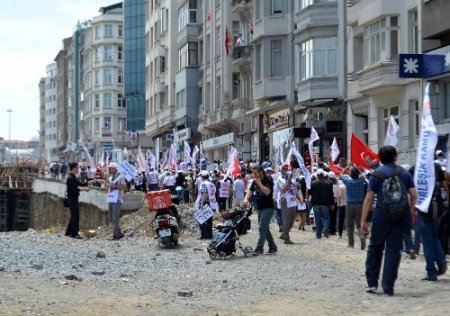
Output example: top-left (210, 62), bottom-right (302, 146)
top-left (207, 207), bottom-right (254, 260)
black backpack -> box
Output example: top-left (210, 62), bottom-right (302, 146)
top-left (372, 166), bottom-right (409, 220)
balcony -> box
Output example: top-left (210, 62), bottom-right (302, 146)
top-left (231, 98), bottom-right (253, 121)
top-left (232, 0), bottom-right (253, 22)
top-left (355, 61), bottom-right (402, 95)
top-left (101, 128), bottom-right (112, 137)
top-left (232, 46), bottom-right (253, 73)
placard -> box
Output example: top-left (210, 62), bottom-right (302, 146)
top-left (195, 205), bottom-right (214, 224)
top-left (116, 161), bottom-right (137, 182)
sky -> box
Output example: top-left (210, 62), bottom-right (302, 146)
top-left (0, 0), bottom-right (120, 141)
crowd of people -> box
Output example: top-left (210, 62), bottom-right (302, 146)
top-left (61, 145), bottom-right (449, 297)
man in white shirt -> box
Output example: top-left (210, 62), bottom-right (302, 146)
top-left (148, 168), bottom-right (159, 191)
top-left (163, 170), bottom-right (176, 193)
top-left (276, 164), bottom-right (298, 244)
top-left (232, 174), bottom-right (246, 209)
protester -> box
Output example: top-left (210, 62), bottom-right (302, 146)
top-left (65, 162), bottom-right (90, 239)
top-left (361, 146), bottom-right (417, 296)
top-left (196, 171), bottom-right (218, 239)
top-left (243, 165), bottom-right (277, 255)
top-left (232, 174), bottom-right (246, 209)
top-left (410, 162), bottom-right (448, 280)
top-left (276, 164), bottom-right (298, 244)
top-left (309, 169), bottom-right (335, 239)
top-left (218, 173), bottom-right (232, 212)
top-left (103, 163), bottom-right (128, 240)
top-left (340, 165), bottom-right (368, 249)
top-left (148, 168), bottom-right (159, 191)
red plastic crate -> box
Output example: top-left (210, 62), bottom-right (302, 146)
top-left (146, 190), bottom-right (172, 211)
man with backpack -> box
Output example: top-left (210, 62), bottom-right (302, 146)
top-left (361, 146), bottom-right (417, 296)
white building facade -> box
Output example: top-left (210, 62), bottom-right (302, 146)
top-left (44, 63), bottom-right (58, 162)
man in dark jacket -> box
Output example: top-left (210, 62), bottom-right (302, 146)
top-left (308, 169), bottom-right (335, 239)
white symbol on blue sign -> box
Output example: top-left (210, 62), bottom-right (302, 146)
top-left (445, 50), bottom-right (450, 67)
top-left (403, 58), bottom-right (419, 74)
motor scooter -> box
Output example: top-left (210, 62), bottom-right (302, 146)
top-left (152, 195), bottom-right (181, 248)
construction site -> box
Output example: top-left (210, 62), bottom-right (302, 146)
top-left (0, 165), bottom-right (39, 232)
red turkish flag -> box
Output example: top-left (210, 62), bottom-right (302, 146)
top-left (231, 158), bottom-right (241, 179)
top-left (351, 133), bottom-right (379, 170)
top-left (225, 26), bottom-right (231, 56)
top-left (328, 156), bottom-right (344, 175)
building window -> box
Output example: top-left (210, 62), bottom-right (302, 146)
top-left (118, 70), bottom-right (123, 84)
top-left (364, 16), bottom-right (398, 66)
top-left (94, 70), bottom-right (100, 85)
top-left (300, 37), bottom-right (337, 80)
top-left (160, 56), bottom-right (166, 73)
top-left (255, 44), bottom-right (261, 81)
top-left (118, 93), bottom-right (126, 108)
top-left (271, 0), bottom-right (283, 14)
top-left (94, 48), bottom-right (100, 63)
top-left (160, 8), bottom-right (168, 33)
top-left (215, 26), bottom-right (221, 57)
top-left (178, 42), bottom-right (198, 71)
top-left (103, 46), bottom-right (113, 61)
top-left (299, 0), bottom-right (336, 11)
top-left (103, 116), bottom-right (112, 132)
top-left (255, 0), bottom-right (261, 20)
top-left (94, 117), bottom-right (100, 133)
top-left (176, 89), bottom-right (186, 109)
top-left (103, 93), bottom-right (112, 109)
top-left (178, 1), bottom-right (197, 32)
top-left (117, 46), bottom-right (123, 60)
top-left (95, 26), bottom-right (100, 39)
top-left (103, 69), bottom-right (112, 85)
top-left (271, 40), bottom-right (283, 77)
top-left (95, 94), bottom-right (100, 109)
top-left (215, 76), bottom-right (221, 108)
top-left (118, 24), bottom-right (123, 37)
top-left (118, 118), bottom-right (127, 131)
top-left (382, 106), bottom-right (399, 137)
top-left (160, 92), bottom-right (166, 109)
top-left (408, 9), bottom-right (418, 53)
top-left (104, 24), bottom-right (113, 38)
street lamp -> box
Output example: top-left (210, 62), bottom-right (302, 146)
top-left (6, 109), bottom-right (12, 164)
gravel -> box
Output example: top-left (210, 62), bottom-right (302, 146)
top-left (0, 215), bottom-right (449, 316)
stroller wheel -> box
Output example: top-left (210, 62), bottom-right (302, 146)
top-left (217, 251), bottom-right (227, 260)
top-left (243, 246), bottom-right (253, 257)
top-left (207, 245), bottom-right (218, 259)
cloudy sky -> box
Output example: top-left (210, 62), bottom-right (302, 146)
top-left (0, 0), bottom-right (120, 141)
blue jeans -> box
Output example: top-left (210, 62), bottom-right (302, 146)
top-left (256, 208), bottom-right (277, 252)
top-left (313, 205), bottom-right (330, 238)
top-left (413, 221), bottom-right (421, 253)
top-left (275, 208), bottom-right (283, 229)
top-left (419, 215), bottom-right (446, 278)
top-left (365, 216), bottom-right (404, 294)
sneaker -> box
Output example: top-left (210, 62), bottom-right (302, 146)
top-left (324, 232), bottom-right (329, 238)
top-left (366, 287), bottom-right (378, 294)
top-left (408, 251), bottom-right (416, 260)
top-left (438, 264), bottom-right (447, 276)
top-left (253, 249), bottom-right (263, 256)
top-left (267, 249), bottom-right (277, 254)
top-left (421, 276), bottom-right (438, 281)
top-left (284, 240), bottom-right (294, 244)
top-left (279, 234), bottom-right (287, 240)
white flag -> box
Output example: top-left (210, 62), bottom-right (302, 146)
top-left (123, 147), bottom-right (129, 159)
top-left (309, 127), bottom-right (320, 165)
top-left (183, 141), bottom-right (191, 163)
top-left (290, 142), bottom-right (312, 189)
top-left (414, 83), bottom-right (438, 213)
top-left (384, 115), bottom-right (400, 147)
top-left (330, 137), bottom-right (340, 162)
top-left (155, 138), bottom-right (160, 169)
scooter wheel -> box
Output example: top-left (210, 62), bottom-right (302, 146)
top-left (243, 246), bottom-right (254, 257)
top-left (217, 251), bottom-right (227, 260)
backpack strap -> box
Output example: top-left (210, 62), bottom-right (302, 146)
top-left (393, 166), bottom-right (404, 177)
top-left (371, 170), bottom-right (385, 181)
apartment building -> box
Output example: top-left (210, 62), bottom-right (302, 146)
top-left (293, 0), bottom-right (345, 161)
top-left (346, 0), bottom-right (423, 164)
top-left (44, 63), bottom-right (58, 162)
top-left (54, 37), bottom-right (72, 155)
top-left (38, 77), bottom-right (46, 161)
top-left (421, 0), bottom-right (450, 152)
top-left (81, 3), bottom-right (125, 161)
top-left (145, 0), bottom-right (178, 151)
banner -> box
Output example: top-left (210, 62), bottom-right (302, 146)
top-left (183, 141), bottom-right (191, 164)
top-left (137, 146), bottom-right (146, 173)
top-left (384, 115), bottom-right (400, 147)
top-left (290, 142), bottom-right (312, 189)
top-left (414, 83), bottom-right (438, 213)
top-left (79, 138), bottom-right (96, 173)
top-left (155, 138), bottom-right (160, 169)
top-left (330, 137), bottom-right (340, 162)
top-left (116, 161), bottom-right (137, 182)
top-left (351, 133), bottom-right (379, 170)
top-left (309, 127), bottom-right (320, 166)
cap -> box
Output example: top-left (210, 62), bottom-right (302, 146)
top-left (108, 162), bottom-right (118, 169)
top-left (327, 171), bottom-right (336, 179)
top-left (436, 150), bottom-right (444, 156)
top-left (281, 164), bottom-right (290, 170)
top-left (199, 170), bottom-right (209, 177)
top-left (316, 168), bottom-right (325, 176)
top-left (264, 167), bottom-right (273, 172)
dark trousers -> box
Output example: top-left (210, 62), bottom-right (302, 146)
top-left (328, 204), bottom-right (337, 234)
top-left (218, 197), bottom-right (228, 212)
top-left (199, 216), bottom-right (213, 239)
top-left (438, 211), bottom-right (450, 254)
top-left (337, 205), bottom-right (346, 237)
top-left (365, 218), bottom-right (405, 295)
top-left (65, 197), bottom-right (80, 237)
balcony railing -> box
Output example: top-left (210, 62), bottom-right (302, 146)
top-left (232, 45), bottom-right (253, 60)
